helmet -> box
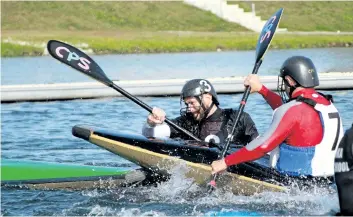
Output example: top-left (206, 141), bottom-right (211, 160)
top-left (181, 79), bottom-right (219, 105)
top-left (280, 56), bottom-right (319, 87)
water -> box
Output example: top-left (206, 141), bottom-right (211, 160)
top-left (1, 48), bottom-right (353, 215)
top-left (1, 48), bottom-right (353, 85)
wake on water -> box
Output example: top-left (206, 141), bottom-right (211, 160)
top-left (62, 163), bottom-right (340, 216)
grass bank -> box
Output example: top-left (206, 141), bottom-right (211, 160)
top-left (2, 31), bottom-right (352, 57)
top-left (1, 2), bottom-right (247, 32)
top-left (231, 1), bottom-right (353, 31)
top-left (2, 1), bottom-right (353, 57)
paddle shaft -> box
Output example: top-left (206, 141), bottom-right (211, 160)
top-left (110, 83), bottom-right (201, 141)
top-left (220, 60), bottom-right (262, 158)
top-left (210, 60), bottom-right (262, 184)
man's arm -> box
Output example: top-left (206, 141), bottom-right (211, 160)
top-left (225, 104), bottom-right (297, 166)
top-left (243, 74), bottom-right (283, 110)
top-left (143, 107), bottom-right (171, 138)
top-left (258, 85), bottom-right (283, 110)
top-left (142, 115), bottom-right (187, 139)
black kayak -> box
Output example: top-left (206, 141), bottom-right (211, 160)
top-left (72, 125), bottom-right (333, 195)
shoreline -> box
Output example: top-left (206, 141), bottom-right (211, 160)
top-left (2, 32), bottom-right (353, 57)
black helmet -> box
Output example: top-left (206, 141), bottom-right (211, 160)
top-left (181, 79), bottom-right (219, 105)
top-left (280, 56), bottom-right (319, 88)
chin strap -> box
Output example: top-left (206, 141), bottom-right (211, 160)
top-left (197, 95), bottom-right (215, 122)
top-left (288, 86), bottom-right (298, 98)
top-left (284, 78), bottom-right (298, 99)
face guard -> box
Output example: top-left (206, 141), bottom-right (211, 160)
top-left (277, 76), bottom-right (298, 103)
top-left (180, 94), bottom-right (214, 121)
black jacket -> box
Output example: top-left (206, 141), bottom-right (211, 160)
top-left (170, 108), bottom-right (258, 148)
top-left (335, 124), bottom-right (353, 216)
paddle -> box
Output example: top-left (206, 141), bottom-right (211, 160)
top-left (208, 8), bottom-right (284, 190)
top-left (47, 40), bottom-right (201, 141)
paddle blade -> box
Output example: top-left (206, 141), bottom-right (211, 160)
top-left (255, 8), bottom-right (284, 63)
top-left (207, 179), bottom-right (217, 193)
top-left (47, 40), bottom-right (113, 86)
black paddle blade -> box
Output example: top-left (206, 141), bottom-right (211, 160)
top-left (255, 8), bottom-right (284, 63)
top-left (47, 40), bottom-right (113, 86)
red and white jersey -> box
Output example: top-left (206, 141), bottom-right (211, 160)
top-left (225, 86), bottom-right (343, 177)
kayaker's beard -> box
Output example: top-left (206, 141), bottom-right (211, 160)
top-left (180, 105), bottom-right (204, 121)
top-left (190, 106), bottom-right (204, 121)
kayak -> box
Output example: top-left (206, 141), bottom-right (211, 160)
top-left (72, 125), bottom-right (287, 195)
top-left (1, 159), bottom-right (146, 190)
top-left (72, 125), bottom-right (335, 194)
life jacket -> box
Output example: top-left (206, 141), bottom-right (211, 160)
top-left (199, 108), bottom-right (232, 145)
top-left (270, 94), bottom-right (344, 177)
top-left (162, 108), bottom-right (258, 147)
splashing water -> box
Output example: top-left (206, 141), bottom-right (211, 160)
top-left (2, 91), bottom-right (350, 215)
top-left (70, 162), bottom-right (340, 216)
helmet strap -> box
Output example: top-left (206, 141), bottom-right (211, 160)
top-left (284, 79), bottom-right (298, 99)
top-left (198, 95), bottom-right (215, 121)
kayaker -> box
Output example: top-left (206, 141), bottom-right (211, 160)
top-left (211, 56), bottom-right (344, 178)
top-left (335, 123), bottom-right (353, 216)
top-left (142, 79), bottom-right (259, 148)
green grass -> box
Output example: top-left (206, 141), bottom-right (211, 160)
top-left (1, 1), bottom-right (248, 31)
top-left (234, 1), bottom-right (353, 31)
top-left (1, 42), bottom-right (44, 57)
top-left (2, 1), bottom-right (353, 57)
top-left (2, 32), bottom-right (352, 57)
